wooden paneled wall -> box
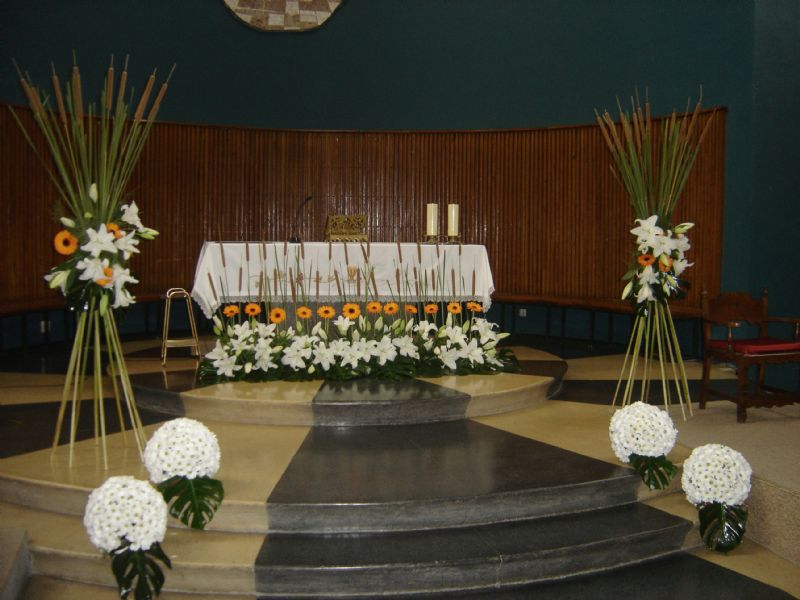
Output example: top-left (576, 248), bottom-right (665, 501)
top-left (0, 106), bottom-right (725, 310)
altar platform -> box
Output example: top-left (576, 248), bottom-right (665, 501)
top-left (0, 338), bottom-right (798, 599)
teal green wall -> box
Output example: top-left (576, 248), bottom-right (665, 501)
top-left (1, 1), bottom-right (795, 316)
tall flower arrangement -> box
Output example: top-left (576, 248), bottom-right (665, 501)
top-left (596, 92), bottom-right (714, 418)
top-left (10, 56), bottom-right (172, 466)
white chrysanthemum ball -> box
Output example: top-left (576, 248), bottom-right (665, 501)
top-left (144, 418), bottom-right (221, 484)
top-left (609, 401), bottom-right (678, 463)
top-left (83, 476), bottom-right (167, 553)
top-left (681, 443), bottom-right (752, 506)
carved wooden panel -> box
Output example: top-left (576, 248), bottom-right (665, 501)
top-left (223, 0), bottom-right (343, 31)
top-left (0, 106), bottom-right (725, 311)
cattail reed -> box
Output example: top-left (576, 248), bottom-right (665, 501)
top-left (51, 64), bottom-right (68, 128)
top-left (71, 65), bottom-right (83, 121)
top-left (207, 273), bottom-right (218, 303)
top-left (371, 271), bottom-right (378, 296)
top-left (289, 268), bottom-right (296, 303)
top-left (471, 271), bottom-right (476, 297)
top-left (396, 241), bottom-right (403, 263)
top-left (334, 270), bottom-right (342, 296)
top-left (133, 71), bottom-right (155, 122)
top-left (105, 58), bottom-right (114, 112)
top-left (343, 242), bottom-right (349, 265)
top-left (115, 56), bottom-right (129, 114)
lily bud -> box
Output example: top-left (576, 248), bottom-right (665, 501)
top-left (89, 183), bottom-right (98, 202)
top-left (673, 222), bottom-right (694, 234)
top-left (60, 217), bottom-right (76, 228)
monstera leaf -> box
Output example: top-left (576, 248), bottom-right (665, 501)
top-left (630, 454), bottom-right (678, 490)
top-left (157, 476), bottom-right (224, 530)
top-left (699, 502), bottom-right (748, 552)
top-left (111, 541), bottom-right (171, 600)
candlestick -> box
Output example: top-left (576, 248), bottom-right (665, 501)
top-left (426, 203), bottom-right (439, 237)
top-left (447, 204), bottom-right (459, 237)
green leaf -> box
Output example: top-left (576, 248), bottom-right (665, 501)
top-left (629, 454), bottom-right (677, 490)
top-left (157, 476), bottom-right (225, 530)
top-left (699, 502), bottom-right (748, 552)
top-left (110, 541), bottom-right (171, 600)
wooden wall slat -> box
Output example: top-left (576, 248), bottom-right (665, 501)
top-left (0, 107), bottom-right (725, 309)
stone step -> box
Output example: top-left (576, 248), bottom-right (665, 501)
top-left (130, 370), bottom-right (558, 427)
top-left (4, 498), bottom-right (690, 598)
top-left (253, 503), bottom-right (691, 597)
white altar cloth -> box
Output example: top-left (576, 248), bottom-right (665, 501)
top-left (191, 241), bottom-right (494, 318)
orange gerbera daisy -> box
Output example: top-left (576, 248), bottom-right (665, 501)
top-left (223, 305), bottom-right (240, 318)
top-left (106, 222), bottom-right (124, 239)
top-left (244, 302), bottom-right (262, 317)
top-left (404, 304), bottom-right (418, 315)
top-left (637, 253), bottom-right (656, 267)
top-left (296, 305), bottom-right (312, 319)
top-left (366, 301), bottom-right (382, 314)
top-left (466, 301), bottom-right (484, 313)
top-left (53, 230), bottom-right (78, 256)
top-left (384, 302), bottom-right (399, 315)
top-left (424, 303), bottom-right (438, 315)
top-left (95, 266), bottom-right (114, 287)
top-left (269, 307), bottom-right (286, 324)
top-left (317, 305), bottom-right (336, 319)
top-left (447, 301), bottom-right (462, 315)
top-left (342, 303), bottom-right (361, 319)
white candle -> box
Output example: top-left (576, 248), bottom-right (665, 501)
top-left (447, 204), bottom-right (459, 237)
top-left (426, 203), bottom-right (438, 236)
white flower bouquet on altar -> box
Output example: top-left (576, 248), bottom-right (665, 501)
top-left (197, 300), bottom-right (518, 384)
top-left (609, 401), bottom-right (678, 489)
top-left (682, 443), bottom-right (752, 552)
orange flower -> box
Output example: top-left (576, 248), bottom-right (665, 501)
top-left (366, 301), bottom-right (382, 314)
top-left (342, 303), bottom-right (361, 319)
top-left (223, 305), bottom-right (240, 318)
top-left (384, 302), bottom-right (399, 315)
top-left (637, 254), bottom-right (656, 267)
top-left (244, 303), bottom-right (262, 317)
top-left (95, 266), bottom-right (114, 287)
top-left (424, 303), bottom-right (438, 315)
top-left (317, 305), bottom-right (336, 319)
top-left (447, 301), bottom-right (462, 315)
top-left (53, 230), bottom-right (78, 256)
top-left (404, 304), bottom-right (418, 315)
top-left (106, 222), bottom-right (124, 239)
top-left (296, 305), bottom-right (312, 319)
top-left (466, 301), bottom-right (484, 313)
top-left (658, 256), bottom-right (674, 272)
top-left (269, 307), bottom-right (286, 324)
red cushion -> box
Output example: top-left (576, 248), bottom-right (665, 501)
top-left (708, 337), bottom-right (800, 354)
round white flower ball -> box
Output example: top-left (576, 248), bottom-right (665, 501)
top-left (144, 418), bottom-right (221, 484)
top-left (609, 401), bottom-right (678, 463)
top-left (83, 476), bottom-right (167, 553)
top-left (681, 443), bottom-right (752, 506)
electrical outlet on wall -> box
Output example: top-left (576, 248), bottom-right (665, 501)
top-left (40, 319), bottom-right (49, 334)
top-left (518, 308), bottom-right (527, 317)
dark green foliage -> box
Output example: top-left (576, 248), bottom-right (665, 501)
top-left (699, 502), bottom-right (748, 552)
top-left (110, 540), bottom-right (171, 600)
top-left (629, 453), bottom-right (678, 490)
top-left (157, 476), bottom-right (224, 530)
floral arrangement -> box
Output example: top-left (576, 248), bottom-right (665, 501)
top-left (144, 418), bottom-right (225, 530)
top-left (83, 476), bottom-right (171, 599)
top-left (10, 56), bottom-right (172, 466)
top-left (609, 401), bottom-right (678, 489)
top-left (197, 300), bottom-right (517, 384)
top-left (682, 443), bottom-right (752, 552)
top-left (622, 216), bottom-right (693, 306)
top-left (597, 92), bottom-right (714, 418)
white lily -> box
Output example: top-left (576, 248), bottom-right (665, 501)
top-left (312, 343), bottom-right (336, 371)
top-left (114, 231), bottom-right (140, 260)
top-left (393, 335), bottom-right (419, 359)
top-left (76, 257), bottom-right (110, 281)
top-left (120, 201), bottom-right (144, 230)
top-left (81, 225), bottom-right (118, 257)
top-left (45, 269), bottom-right (70, 293)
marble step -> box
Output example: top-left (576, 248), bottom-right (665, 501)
top-left (4, 499), bottom-right (690, 598)
top-left (0, 421), bottom-right (640, 534)
top-left (131, 369), bottom-right (559, 427)
top-left (254, 503), bottom-right (692, 597)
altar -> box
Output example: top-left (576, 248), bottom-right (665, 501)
top-left (191, 241), bottom-right (495, 318)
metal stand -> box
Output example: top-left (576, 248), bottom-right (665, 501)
top-left (161, 288), bottom-right (200, 366)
